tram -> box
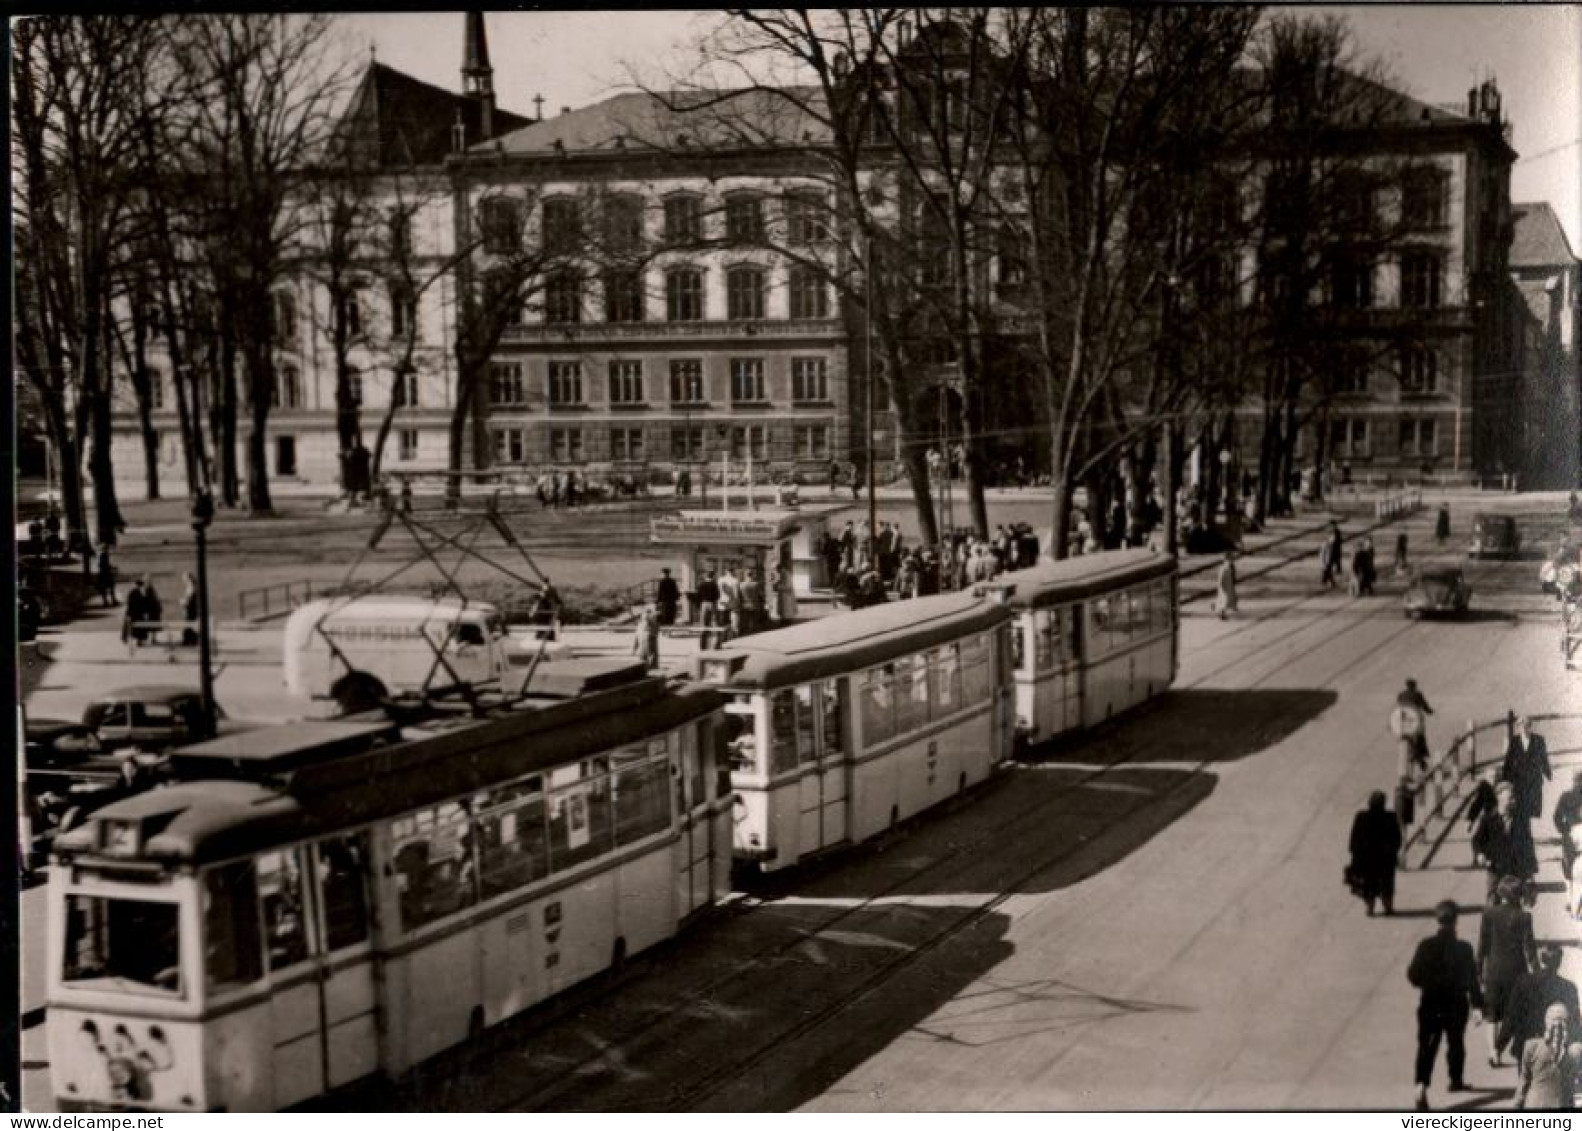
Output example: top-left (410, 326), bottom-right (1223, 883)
top-left (1004, 549), bottom-right (1178, 747)
top-left (44, 660), bottom-right (731, 1112)
top-left (698, 587), bottom-right (1018, 872)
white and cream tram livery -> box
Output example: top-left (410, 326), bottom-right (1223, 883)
top-left (699, 589), bottom-right (1016, 872)
top-left (45, 661), bottom-right (731, 1112)
top-left (1005, 548), bottom-right (1178, 746)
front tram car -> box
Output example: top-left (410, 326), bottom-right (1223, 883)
top-left (698, 588), bottom-right (1016, 872)
top-left (45, 661), bottom-right (730, 1112)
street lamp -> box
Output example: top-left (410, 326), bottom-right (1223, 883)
top-left (190, 489), bottom-right (216, 738)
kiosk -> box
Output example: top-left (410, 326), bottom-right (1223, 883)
top-left (650, 509), bottom-right (834, 625)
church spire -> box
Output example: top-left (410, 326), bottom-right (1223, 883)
top-left (462, 12), bottom-right (495, 141)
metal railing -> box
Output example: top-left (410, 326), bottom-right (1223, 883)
top-left (1563, 598), bottom-right (1582, 671)
top-left (237, 579), bottom-right (316, 622)
top-left (1374, 488), bottom-right (1424, 520)
top-left (1400, 716), bottom-right (1480, 866)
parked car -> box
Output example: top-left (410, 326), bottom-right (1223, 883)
top-left (1404, 567), bottom-right (1473, 618)
top-left (1468, 513), bottom-right (1521, 559)
top-left (1539, 537), bottom-right (1581, 595)
top-left (23, 717), bottom-right (170, 865)
top-left (82, 684), bottom-right (225, 752)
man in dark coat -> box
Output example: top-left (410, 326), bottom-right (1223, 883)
top-left (1396, 679), bottom-right (1435, 770)
top-left (655, 569), bottom-right (681, 627)
top-left (1501, 946), bottom-right (1580, 1062)
top-left (1500, 716), bottom-right (1552, 823)
top-left (1348, 790), bottom-right (1403, 915)
top-left (1408, 900), bottom-right (1484, 1108)
top-left (1555, 768), bottom-right (1582, 915)
top-left (1473, 785), bottom-right (1539, 901)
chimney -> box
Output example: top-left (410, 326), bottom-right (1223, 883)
top-left (462, 12), bottom-right (496, 142)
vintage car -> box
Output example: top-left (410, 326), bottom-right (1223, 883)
top-left (1540, 538), bottom-right (1581, 595)
top-left (1404, 567), bottom-right (1473, 618)
top-left (1469, 513), bottom-right (1521, 559)
top-left (82, 684), bottom-right (226, 752)
top-left (23, 717), bottom-right (170, 865)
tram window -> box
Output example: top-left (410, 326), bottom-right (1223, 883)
top-left (479, 793), bottom-right (548, 897)
top-left (683, 726), bottom-right (706, 810)
top-left (723, 705), bottom-right (758, 773)
top-left (961, 634), bottom-right (991, 704)
top-left (1089, 598), bottom-right (1113, 658)
top-left (1036, 610), bottom-right (1058, 669)
top-left (1011, 624), bottom-right (1027, 672)
top-left (821, 680), bottom-right (845, 758)
top-left (769, 690), bottom-right (799, 775)
top-left (860, 666), bottom-right (895, 746)
top-left (392, 801), bottom-right (477, 931)
top-left (932, 646), bottom-right (962, 714)
top-left (204, 861), bottom-right (263, 989)
top-left (257, 849), bottom-right (310, 971)
top-left (1156, 580), bottom-right (1174, 633)
top-left (793, 686), bottom-right (818, 765)
top-left (548, 765), bottom-right (613, 872)
top-left (1129, 588), bottom-right (1147, 638)
top-left (894, 655), bottom-right (930, 733)
top-left (64, 894), bottom-right (183, 994)
top-left (615, 752), bottom-right (671, 845)
top-left (318, 832), bottom-right (371, 951)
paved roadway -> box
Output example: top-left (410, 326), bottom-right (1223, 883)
top-left (20, 496), bottom-right (1581, 1111)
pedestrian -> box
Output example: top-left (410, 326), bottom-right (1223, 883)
top-left (1213, 551), bottom-right (1239, 620)
top-left (1395, 678), bottom-right (1435, 772)
top-left (632, 604), bottom-right (660, 670)
top-left (1478, 875), bottom-right (1537, 1068)
top-left (1358, 537), bottom-right (1377, 595)
top-left (1554, 769), bottom-right (1582, 919)
top-left (96, 544), bottom-right (118, 607)
top-left (695, 569), bottom-right (721, 628)
top-left (123, 577), bottom-right (147, 647)
top-left (1347, 790), bottom-right (1402, 916)
top-left (1435, 503), bottom-right (1451, 548)
top-left (1500, 715), bottom-right (1552, 824)
top-left (655, 568), bottom-right (681, 627)
top-left (1321, 522), bottom-right (1343, 589)
top-left (1466, 766), bottom-right (1500, 867)
top-left (1394, 531), bottom-right (1411, 577)
top-left (1515, 1004), bottom-right (1582, 1110)
top-left (180, 571), bottom-right (199, 647)
top-left (400, 479), bottom-right (414, 515)
top-left (1472, 784), bottom-right (1538, 903)
top-left (142, 576), bottom-right (163, 642)
top-left (531, 579), bottom-right (562, 631)
top-left (1503, 946), bottom-right (1581, 1063)
top-left (1407, 900), bottom-right (1484, 1109)
top-left (738, 570), bottom-right (762, 636)
top-left (771, 562), bottom-right (798, 624)
top-left (718, 566), bottom-right (741, 638)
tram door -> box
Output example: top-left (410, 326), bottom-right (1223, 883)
top-left (678, 723), bottom-right (714, 916)
top-left (813, 681), bottom-right (848, 849)
top-left (310, 833), bottom-right (379, 1090)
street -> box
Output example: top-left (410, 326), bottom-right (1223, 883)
top-left (19, 494), bottom-right (1581, 1111)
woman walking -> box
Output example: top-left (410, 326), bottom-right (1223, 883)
top-left (1347, 790), bottom-right (1403, 916)
top-left (1515, 1004), bottom-right (1582, 1109)
top-left (1479, 875), bottom-right (1538, 1068)
top-left (1213, 552), bottom-right (1239, 620)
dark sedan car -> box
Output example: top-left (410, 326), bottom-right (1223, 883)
top-left (1404, 567), bottom-right (1473, 618)
top-left (1469, 513), bottom-right (1521, 560)
top-left (82, 684), bottom-right (225, 752)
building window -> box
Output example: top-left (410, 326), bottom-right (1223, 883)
top-left (489, 363), bottom-right (526, 406)
top-left (544, 271), bottom-right (582, 324)
top-left (1401, 167), bottom-right (1446, 229)
top-left (1329, 418), bottom-right (1370, 458)
top-left (493, 427), bottom-right (525, 464)
top-left (1329, 255), bottom-right (1373, 309)
top-left (670, 359), bottom-right (704, 404)
top-left (610, 426), bottom-right (645, 461)
top-left (541, 197), bottom-right (581, 256)
top-left (272, 365), bottom-right (302, 410)
top-left (788, 267), bottom-right (828, 319)
top-left (996, 224), bottom-right (1028, 291)
top-left (1399, 251), bottom-right (1442, 309)
top-left (792, 358), bottom-right (828, 402)
top-left (145, 368), bottom-right (165, 410)
top-left (726, 266), bottom-right (766, 320)
top-left (608, 360), bottom-right (644, 404)
top-left (398, 429), bottom-right (419, 462)
top-left (339, 288), bottom-right (363, 338)
top-left (271, 290), bottom-right (297, 348)
top-left (601, 269), bottom-right (644, 323)
top-left (1399, 418), bottom-right (1437, 457)
top-left (793, 424), bottom-right (830, 460)
top-left (730, 425), bottom-right (767, 460)
top-left (485, 268), bottom-right (521, 326)
top-left (548, 361), bottom-right (583, 406)
top-left (916, 195), bottom-right (953, 287)
top-left (1335, 356), bottom-right (1369, 395)
top-left (1400, 345), bottom-right (1439, 394)
top-left (664, 194), bottom-right (702, 245)
top-left (666, 268), bottom-right (704, 322)
top-left (784, 191), bottom-right (828, 244)
top-left (393, 367), bottom-right (419, 408)
top-left (1334, 174), bottom-right (1375, 233)
top-left (670, 426), bottom-right (704, 461)
top-left (480, 196), bottom-right (521, 255)
top-left (347, 368), bottom-right (362, 406)
top-left (388, 209), bottom-right (413, 259)
top-left (389, 282), bottom-right (418, 340)
top-left (725, 194), bottom-right (765, 244)
top-left (730, 358), bottom-right (766, 403)
top-left (602, 194), bottom-right (644, 252)
top-left (550, 427), bottom-right (584, 463)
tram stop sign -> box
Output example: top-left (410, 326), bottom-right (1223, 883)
top-left (1389, 705), bottom-right (1424, 739)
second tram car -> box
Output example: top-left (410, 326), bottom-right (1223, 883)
top-left (1005, 549), bottom-right (1178, 747)
top-left (45, 661), bottom-right (731, 1112)
top-left (699, 588), bottom-right (1018, 872)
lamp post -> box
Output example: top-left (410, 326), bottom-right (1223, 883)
top-left (190, 489), bottom-right (216, 737)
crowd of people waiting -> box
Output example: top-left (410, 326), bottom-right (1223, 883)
top-left (818, 519), bottom-right (1043, 611)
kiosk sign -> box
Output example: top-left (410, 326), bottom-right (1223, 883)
top-left (651, 512), bottom-right (799, 544)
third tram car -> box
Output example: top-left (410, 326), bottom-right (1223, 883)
top-left (45, 661), bottom-right (730, 1112)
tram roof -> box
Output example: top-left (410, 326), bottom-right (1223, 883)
top-left (55, 679), bottom-right (724, 867)
top-left (1004, 549), bottom-right (1176, 609)
top-left (701, 589), bottom-right (1012, 689)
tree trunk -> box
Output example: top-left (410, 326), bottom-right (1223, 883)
top-left (217, 318), bottom-right (241, 506)
top-left (128, 316), bottom-right (160, 501)
top-left (446, 353), bottom-right (476, 507)
top-left (1162, 424), bottom-right (1179, 555)
top-left (243, 342), bottom-right (274, 514)
top-left (1050, 469), bottom-right (1073, 560)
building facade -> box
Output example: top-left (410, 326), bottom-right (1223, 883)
top-left (1507, 201), bottom-right (1581, 488)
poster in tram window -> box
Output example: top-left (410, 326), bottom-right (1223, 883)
top-left (565, 788), bottom-right (590, 850)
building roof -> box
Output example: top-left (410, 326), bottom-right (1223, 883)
top-left (1510, 202), bottom-right (1579, 268)
top-left (334, 62), bottom-right (533, 168)
top-left (478, 87), bottom-right (829, 158)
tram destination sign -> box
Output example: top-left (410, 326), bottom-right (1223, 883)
top-left (651, 511), bottom-right (800, 544)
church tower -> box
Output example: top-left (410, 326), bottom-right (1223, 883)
top-left (462, 11), bottom-right (496, 142)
